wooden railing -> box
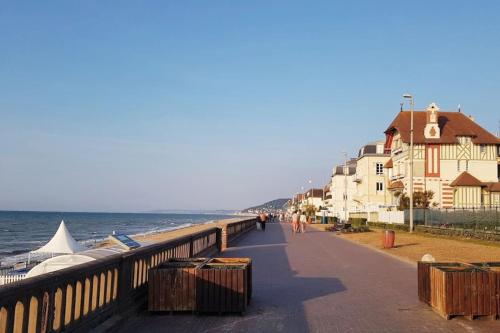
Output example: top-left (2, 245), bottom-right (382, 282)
top-left (0, 218), bottom-right (255, 333)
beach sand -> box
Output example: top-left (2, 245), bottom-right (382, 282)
top-left (96, 217), bottom-right (256, 248)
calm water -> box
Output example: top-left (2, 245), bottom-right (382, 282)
top-left (0, 211), bottom-right (235, 265)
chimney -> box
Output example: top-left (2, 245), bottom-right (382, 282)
top-left (424, 102), bottom-right (441, 139)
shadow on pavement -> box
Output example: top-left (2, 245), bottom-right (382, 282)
top-left (118, 222), bottom-right (346, 333)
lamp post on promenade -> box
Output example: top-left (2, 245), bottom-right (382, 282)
top-left (342, 152), bottom-right (348, 223)
top-left (307, 179), bottom-right (312, 205)
top-left (403, 94), bottom-right (414, 233)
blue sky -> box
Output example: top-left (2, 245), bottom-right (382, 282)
top-left (1, 1), bottom-right (499, 211)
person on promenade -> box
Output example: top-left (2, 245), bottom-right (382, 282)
top-left (291, 211), bottom-right (299, 234)
top-left (299, 211), bottom-right (307, 233)
top-left (259, 212), bottom-right (267, 231)
top-left (256, 215), bottom-right (262, 230)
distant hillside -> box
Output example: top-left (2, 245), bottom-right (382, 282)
top-left (241, 198), bottom-right (291, 213)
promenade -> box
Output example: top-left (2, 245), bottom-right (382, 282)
top-left (118, 223), bottom-right (498, 333)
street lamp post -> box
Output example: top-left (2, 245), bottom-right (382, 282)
top-left (403, 94), bottom-right (414, 233)
top-left (342, 152), bottom-right (348, 223)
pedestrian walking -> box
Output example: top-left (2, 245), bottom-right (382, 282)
top-left (299, 212), bottom-right (307, 233)
top-left (259, 212), bottom-right (267, 231)
top-left (291, 211), bottom-right (299, 234)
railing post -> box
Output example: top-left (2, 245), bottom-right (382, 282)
top-left (117, 256), bottom-right (132, 313)
top-left (217, 225), bottom-right (228, 252)
top-left (189, 237), bottom-right (194, 258)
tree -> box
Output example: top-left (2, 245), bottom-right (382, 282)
top-left (395, 190), bottom-right (435, 210)
top-left (303, 204), bottom-right (317, 218)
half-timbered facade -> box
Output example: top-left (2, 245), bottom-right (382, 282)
top-left (384, 103), bottom-right (500, 208)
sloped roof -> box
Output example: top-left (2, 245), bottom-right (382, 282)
top-left (33, 220), bottom-right (86, 254)
top-left (385, 111), bottom-right (500, 144)
top-left (484, 182), bottom-right (500, 192)
top-left (305, 188), bottom-right (324, 198)
top-left (450, 172), bottom-right (484, 187)
top-left (388, 181), bottom-right (404, 190)
top-left (384, 158), bottom-right (393, 168)
top-left (333, 164), bottom-right (357, 176)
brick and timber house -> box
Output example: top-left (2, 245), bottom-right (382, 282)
top-left (384, 103), bottom-right (500, 208)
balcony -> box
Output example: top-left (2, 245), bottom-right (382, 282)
top-left (391, 174), bottom-right (405, 181)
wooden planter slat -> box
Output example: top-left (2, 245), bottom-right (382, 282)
top-left (208, 258), bottom-right (252, 303)
top-left (196, 263), bottom-right (248, 314)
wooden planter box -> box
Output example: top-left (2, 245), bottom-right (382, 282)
top-left (471, 262), bottom-right (500, 319)
top-left (196, 263), bottom-right (248, 314)
top-left (148, 258), bottom-right (208, 312)
top-left (417, 262), bottom-right (465, 305)
top-left (429, 264), bottom-right (496, 319)
top-left (208, 257), bottom-right (252, 304)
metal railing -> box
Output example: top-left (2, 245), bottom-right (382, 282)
top-left (0, 218), bottom-right (256, 333)
top-left (406, 207), bottom-right (500, 232)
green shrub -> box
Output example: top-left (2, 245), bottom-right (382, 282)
top-left (349, 217), bottom-right (367, 227)
top-left (368, 221), bottom-right (409, 232)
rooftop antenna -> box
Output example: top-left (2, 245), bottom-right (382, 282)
top-left (458, 104), bottom-right (461, 112)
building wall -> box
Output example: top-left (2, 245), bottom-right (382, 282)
top-left (329, 173), bottom-right (357, 221)
top-left (484, 191), bottom-right (500, 206)
top-left (354, 155), bottom-right (390, 211)
top-left (453, 186), bottom-right (483, 207)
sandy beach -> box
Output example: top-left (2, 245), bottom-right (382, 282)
top-left (96, 217), bottom-right (256, 248)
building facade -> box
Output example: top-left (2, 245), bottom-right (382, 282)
top-left (328, 159), bottom-right (357, 221)
top-left (384, 103), bottom-right (500, 208)
top-left (352, 141), bottom-right (391, 212)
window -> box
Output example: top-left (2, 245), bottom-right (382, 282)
top-left (376, 182), bottom-right (384, 192)
top-left (480, 144), bottom-right (487, 154)
top-left (376, 163), bottom-right (383, 175)
top-left (425, 144), bottom-right (440, 177)
top-left (457, 160), bottom-right (469, 172)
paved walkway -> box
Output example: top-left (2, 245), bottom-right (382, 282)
top-left (119, 223), bottom-right (498, 333)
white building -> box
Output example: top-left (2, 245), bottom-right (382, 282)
top-left (328, 159), bottom-right (357, 221)
top-left (352, 141), bottom-right (391, 212)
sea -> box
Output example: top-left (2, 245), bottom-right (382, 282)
top-left (0, 211), bottom-right (236, 267)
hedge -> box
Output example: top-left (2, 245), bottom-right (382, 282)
top-left (368, 221), bottom-right (410, 232)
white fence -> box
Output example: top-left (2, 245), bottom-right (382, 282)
top-left (378, 211), bottom-right (405, 224)
top-left (0, 273), bottom-right (26, 285)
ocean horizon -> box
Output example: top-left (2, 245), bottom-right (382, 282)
top-left (0, 210), bottom-right (238, 266)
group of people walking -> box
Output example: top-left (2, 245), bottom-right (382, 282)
top-left (291, 210), bottom-right (307, 234)
top-left (256, 211), bottom-right (307, 234)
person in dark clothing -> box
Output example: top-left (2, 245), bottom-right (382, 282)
top-left (259, 212), bottom-right (267, 231)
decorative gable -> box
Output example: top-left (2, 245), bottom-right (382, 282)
top-left (424, 102), bottom-right (441, 139)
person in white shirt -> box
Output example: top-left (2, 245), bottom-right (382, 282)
top-left (299, 212), bottom-right (307, 233)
